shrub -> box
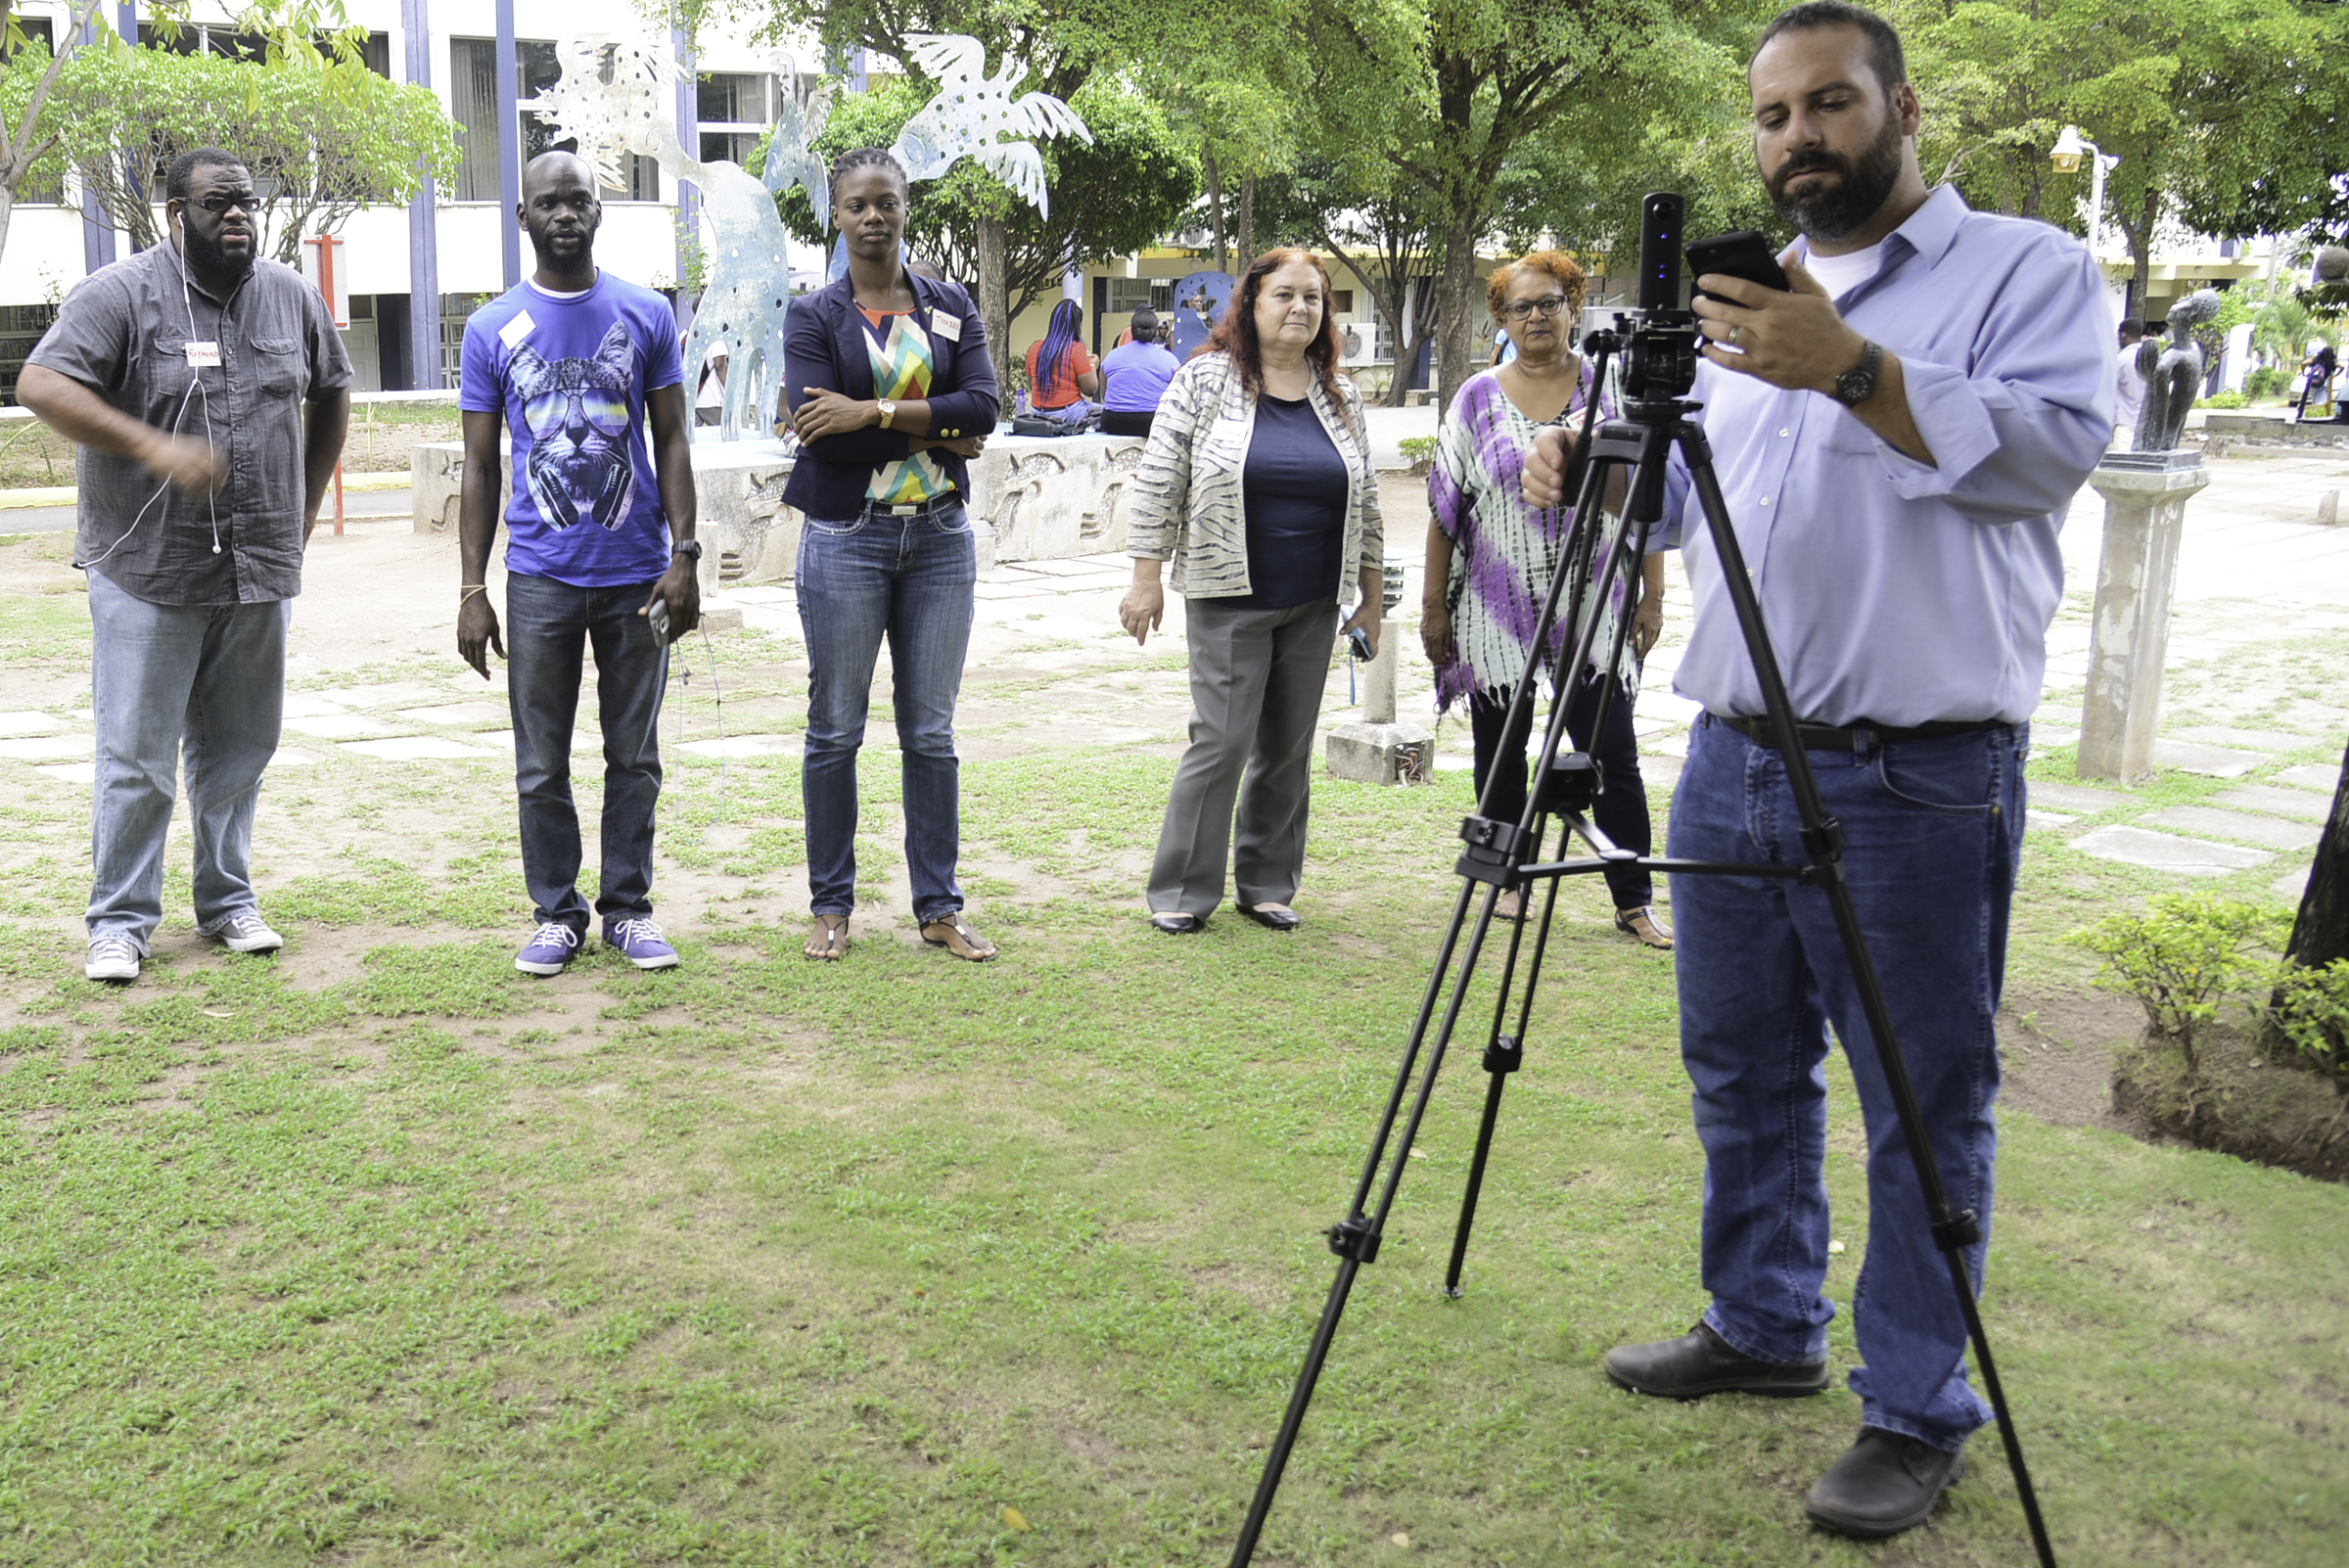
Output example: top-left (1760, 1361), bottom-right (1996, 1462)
top-left (2194, 390), bottom-right (2248, 410)
top-left (2267, 958), bottom-right (2349, 1081)
top-left (1397, 436), bottom-right (1437, 471)
top-left (2244, 364), bottom-right (2288, 400)
top-left (2066, 893), bottom-right (2286, 1072)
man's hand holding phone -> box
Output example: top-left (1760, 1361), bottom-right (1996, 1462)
top-left (1691, 252), bottom-right (1867, 397)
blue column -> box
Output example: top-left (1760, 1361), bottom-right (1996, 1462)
top-left (495, 0), bottom-right (520, 289)
top-left (670, 26), bottom-right (698, 333)
top-left (78, 18), bottom-right (117, 274)
top-left (402, 0), bottom-right (442, 389)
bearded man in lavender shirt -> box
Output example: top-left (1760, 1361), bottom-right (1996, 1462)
top-left (1525, 2), bottom-right (2110, 1540)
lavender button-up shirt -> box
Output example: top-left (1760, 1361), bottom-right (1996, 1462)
top-left (1663, 185), bottom-right (2113, 728)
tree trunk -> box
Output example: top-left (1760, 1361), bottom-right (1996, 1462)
top-left (0, 185), bottom-right (14, 272)
top-left (1202, 146), bottom-right (1226, 275)
top-left (1235, 174), bottom-right (1255, 268)
top-left (975, 212), bottom-right (1013, 420)
top-left (1434, 209), bottom-right (1482, 417)
top-left (2261, 738), bottom-right (2349, 1060)
top-left (2124, 189), bottom-right (2158, 321)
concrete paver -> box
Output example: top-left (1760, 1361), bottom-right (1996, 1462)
top-left (2213, 785), bottom-right (2333, 822)
top-left (2275, 764), bottom-right (2342, 793)
top-left (2135, 806), bottom-right (2326, 852)
top-left (2073, 825), bottom-right (2275, 875)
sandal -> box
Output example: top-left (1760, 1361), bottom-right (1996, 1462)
top-left (921, 916), bottom-right (998, 963)
top-left (1615, 905), bottom-right (1675, 950)
top-left (1494, 889), bottom-right (1525, 922)
top-left (804, 914), bottom-right (849, 961)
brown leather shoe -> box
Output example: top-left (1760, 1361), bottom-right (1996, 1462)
top-left (1805, 1427), bottom-right (1967, 1538)
top-left (1602, 1320), bottom-right (1829, 1400)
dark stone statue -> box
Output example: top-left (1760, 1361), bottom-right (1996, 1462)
top-left (2134, 290), bottom-right (2220, 453)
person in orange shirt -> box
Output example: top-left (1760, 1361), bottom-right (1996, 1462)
top-left (1024, 299), bottom-right (1101, 411)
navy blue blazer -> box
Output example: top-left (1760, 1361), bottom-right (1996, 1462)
top-left (780, 272), bottom-right (1001, 518)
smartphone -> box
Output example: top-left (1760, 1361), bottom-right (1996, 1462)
top-left (1684, 229), bottom-right (1792, 304)
top-left (647, 598), bottom-right (671, 640)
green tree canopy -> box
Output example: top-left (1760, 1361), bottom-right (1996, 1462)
top-left (51, 42), bottom-right (458, 262)
top-left (767, 72), bottom-right (1197, 324)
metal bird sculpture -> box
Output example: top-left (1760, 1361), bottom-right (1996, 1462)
top-left (760, 56), bottom-right (834, 232)
top-left (888, 33), bottom-right (1093, 219)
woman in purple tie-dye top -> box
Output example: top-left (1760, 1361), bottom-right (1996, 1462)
top-left (1420, 252), bottom-right (1673, 947)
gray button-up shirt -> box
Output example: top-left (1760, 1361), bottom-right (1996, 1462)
top-left (27, 245), bottom-right (351, 605)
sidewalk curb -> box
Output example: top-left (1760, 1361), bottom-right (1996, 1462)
top-left (0, 471), bottom-right (412, 510)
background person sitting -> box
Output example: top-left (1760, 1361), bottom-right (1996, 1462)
top-left (1024, 298), bottom-right (1101, 414)
top-left (1099, 308), bottom-right (1180, 437)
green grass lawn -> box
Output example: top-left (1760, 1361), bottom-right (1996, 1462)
top-left (1, 751), bottom-right (2342, 1565)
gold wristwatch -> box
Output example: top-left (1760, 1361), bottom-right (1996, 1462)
top-left (876, 398), bottom-right (899, 430)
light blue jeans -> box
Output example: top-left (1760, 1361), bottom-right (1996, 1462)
top-left (86, 569), bottom-right (291, 950)
top-left (794, 501), bottom-right (977, 922)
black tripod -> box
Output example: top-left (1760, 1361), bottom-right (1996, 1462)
top-left (1226, 308), bottom-right (2058, 1567)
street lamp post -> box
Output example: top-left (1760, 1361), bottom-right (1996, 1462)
top-left (2050, 124), bottom-right (2120, 260)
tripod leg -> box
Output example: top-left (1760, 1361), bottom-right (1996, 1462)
top-left (1681, 440), bottom-right (2059, 1568)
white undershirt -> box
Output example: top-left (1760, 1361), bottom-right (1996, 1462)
top-left (526, 278), bottom-right (593, 301)
top-left (1798, 240), bottom-right (1884, 300)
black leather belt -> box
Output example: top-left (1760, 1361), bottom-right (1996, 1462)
top-left (1712, 713), bottom-right (2011, 753)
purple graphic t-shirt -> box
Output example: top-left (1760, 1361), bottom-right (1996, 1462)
top-left (460, 273), bottom-right (683, 587)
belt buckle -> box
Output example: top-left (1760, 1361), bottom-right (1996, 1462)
top-left (891, 503), bottom-right (916, 517)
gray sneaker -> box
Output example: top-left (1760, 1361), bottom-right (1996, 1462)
top-left (205, 911), bottom-right (285, 953)
top-left (84, 934), bottom-right (141, 982)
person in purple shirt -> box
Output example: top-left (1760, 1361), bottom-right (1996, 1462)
top-left (1527, 3), bottom-right (2109, 1540)
top-left (1098, 308), bottom-right (1180, 437)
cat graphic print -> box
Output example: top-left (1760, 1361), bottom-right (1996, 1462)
top-left (510, 322), bottom-right (636, 532)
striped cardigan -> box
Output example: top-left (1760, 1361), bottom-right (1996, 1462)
top-left (1125, 351), bottom-right (1383, 603)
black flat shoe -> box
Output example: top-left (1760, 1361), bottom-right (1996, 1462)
top-left (1235, 902), bottom-right (1302, 931)
top-left (1602, 1320), bottom-right (1829, 1400)
top-left (1150, 912), bottom-right (1205, 935)
top-left (1805, 1427), bottom-right (1967, 1538)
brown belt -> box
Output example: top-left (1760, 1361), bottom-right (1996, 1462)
top-left (1712, 713), bottom-right (2012, 753)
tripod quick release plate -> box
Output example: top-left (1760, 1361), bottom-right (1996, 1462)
top-left (1455, 816), bottom-right (1529, 886)
top-left (1326, 1214), bottom-right (1382, 1265)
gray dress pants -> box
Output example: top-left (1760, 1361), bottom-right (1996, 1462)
top-left (1147, 596), bottom-right (1341, 915)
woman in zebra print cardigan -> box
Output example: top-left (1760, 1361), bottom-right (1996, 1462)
top-left (1117, 249), bottom-right (1385, 935)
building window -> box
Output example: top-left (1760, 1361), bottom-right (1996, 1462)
top-left (1330, 290), bottom-right (1355, 315)
top-left (1, 304), bottom-right (63, 408)
top-left (454, 38), bottom-right (656, 202)
top-left (697, 73), bottom-right (770, 171)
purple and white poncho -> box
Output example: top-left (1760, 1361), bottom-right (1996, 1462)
top-left (1427, 364), bottom-right (1635, 713)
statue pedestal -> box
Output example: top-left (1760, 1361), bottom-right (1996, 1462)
top-left (2078, 454), bottom-right (2211, 781)
top-left (1327, 618), bottom-right (1432, 784)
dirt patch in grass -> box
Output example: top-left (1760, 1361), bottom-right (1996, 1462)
top-left (2000, 985), bottom-right (2144, 1132)
top-left (2112, 1023), bottom-right (2349, 1183)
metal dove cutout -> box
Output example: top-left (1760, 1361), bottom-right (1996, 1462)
top-left (888, 34), bottom-right (1093, 218)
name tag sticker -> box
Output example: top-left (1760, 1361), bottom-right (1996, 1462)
top-left (932, 312), bottom-right (962, 343)
top-left (498, 311), bottom-right (536, 349)
top-left (184, 341), bottom-right (221, 368)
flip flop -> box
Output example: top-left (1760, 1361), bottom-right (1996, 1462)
top-left (805, 914), bottom-right (849, 961)
top-left (921, 916), bottom-right (998, 962)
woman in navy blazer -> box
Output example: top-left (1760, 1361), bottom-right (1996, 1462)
top-left (783, 148), bottom-right (1001, 963)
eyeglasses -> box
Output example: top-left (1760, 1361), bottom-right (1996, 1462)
top-left (1500, 296), bottom-right (1571, 322)
top-left (193, 193), bottom-right (258, 215)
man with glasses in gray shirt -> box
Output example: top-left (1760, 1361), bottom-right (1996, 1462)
top-left (18, 148), bottom-right (350, 983)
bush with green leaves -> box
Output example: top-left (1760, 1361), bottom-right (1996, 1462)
top-left (2267, 958), bottom-right (2349, 1081)
top-left (2067, 893), bottom-right (2287, 1071)
top-left (2244, 364), bottom-right (2288, 400)
top-left (1397, 435), bottom-right (1437, 469)
top-left (2194, 389), bottom-right (2249, 411)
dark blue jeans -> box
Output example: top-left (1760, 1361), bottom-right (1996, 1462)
top-left (504, 572), bottom-right (668, 934)
top-left (1668, 714), bottom-right (2027, 1452)
top-left (795, 501), bottom-right (977, 923)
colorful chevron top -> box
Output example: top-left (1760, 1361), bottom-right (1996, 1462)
top-left (858, 306), bottom-right (953, 505)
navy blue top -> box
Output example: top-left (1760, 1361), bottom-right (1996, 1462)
top-left (1229, 393), bottom-right (1347, 610)
top-left (781, 271), bottom-right (1001, 520)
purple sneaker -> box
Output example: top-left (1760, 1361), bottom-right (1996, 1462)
top-left (604, 917), bottom-right (679, 970)
top-left (514, 921), bottom-right (581, 976)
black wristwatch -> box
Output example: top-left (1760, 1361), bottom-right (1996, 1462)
top-left (671, 538), bottom-right (704, 561)
top-left (1831, 340), bottom-right (1882, 407)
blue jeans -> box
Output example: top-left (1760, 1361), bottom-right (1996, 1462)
top-left (504, 573), bottom-right (668, 934)
top-left (1668, 714), bottom-right (2027, 1451)
top-left (795, 501), bottom-right (977, 922)
top-left (86, 570), bottom-right (291, 948)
